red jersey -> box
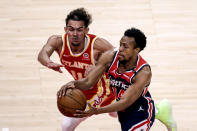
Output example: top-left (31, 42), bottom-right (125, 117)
top-left (107, 51), bottom-right (155, 130)
top-left (108, 51), bottom-right (153, 103)
top-left (60, 34), bottom-right (115, 107)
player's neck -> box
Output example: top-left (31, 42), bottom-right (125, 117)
top-left (70, 43), bottom-right (85, 54)
top-left (69, 37), bottom-right (87, 54)
top-left (118, 56), bottom-right (137, 73)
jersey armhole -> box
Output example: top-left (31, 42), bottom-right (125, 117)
top-left (91, 35), bottom-right (98, 65)
top-left (60, 34), bottom-right (66, 59)
top-left (130, 64), bottom-right (150, 84)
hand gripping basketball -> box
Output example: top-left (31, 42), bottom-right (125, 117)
top-left (57, 88), bottom-right (87, 117)
top-left (57, 81), bottom-right (75, 98)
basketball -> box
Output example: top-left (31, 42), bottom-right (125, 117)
top-left (57, 88), bottom-right (87, 117)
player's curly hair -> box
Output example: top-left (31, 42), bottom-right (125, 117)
top-left (65, 8), bottom-right (92, 28)
top-left (124, 27), bottom-right (147, 51)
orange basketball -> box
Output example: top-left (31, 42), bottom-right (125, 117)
top-left (57, 88), bottom-right (87, 117)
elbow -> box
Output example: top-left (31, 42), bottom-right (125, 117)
top-left (37, 51), bottom-right (42, 63)
top-left (119, 94), bottom-right (139, 111)
top-left (37, 55), bottom-right (41, 63)
top-left (83, 78), bottom-right (93, 90)
top-left (37, 51), bottom-right (47, 66)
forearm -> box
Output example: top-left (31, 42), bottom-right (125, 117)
top-left (38, 35), bottom-right (61, 66)
top-left (74, 63), bottom-right (107, 90)
top-left (73, 78), bottom-right (92, 90)
top-left (96, 88), bottom-right (142, 114)
top-left (96, 99), bottom-right (128, 114)
top-left (38, 52), bottom-right (52, 66)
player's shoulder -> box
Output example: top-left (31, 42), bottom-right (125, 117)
top-left (48, 35), bottom-right (62, 42)
top-left (94, 37), bottom-right (114, 51)
top-left (99, 50), bottom-right (115, 65)
top-left (132, 65), bottom-right (152, 85)
top-left (136, 65), bottom-right (152, 79)
top-left (47, 35), bottom-right (63, 46)
top-left (104, 50), bottom-right (115, 57)
top-left (94, 37), bottom-right (110, 45)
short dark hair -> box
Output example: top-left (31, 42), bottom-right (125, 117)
top-left (65, 8), bottom-right (92, 28)
top-left (124, 27), bottom-right (147, 51)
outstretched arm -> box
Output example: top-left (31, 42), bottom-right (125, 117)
top-left (37, 35), bottom-right (64, 73)
top-left (75, 66), bottom-right (152, 117)
top-left (57, 50), bottom-right (115, 97)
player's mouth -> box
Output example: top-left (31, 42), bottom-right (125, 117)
top-left (72, 37), bottom-right (79, 42)
top-left (119, 53), bottom-right (124, 58)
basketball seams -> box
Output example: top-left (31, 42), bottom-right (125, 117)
top-left (66, 94), bottom-right (86, 109)
top-left (57, 102), bottom-right (77, 117)
top-left (74, 89), bottom-right (87, 104)
top-left (57, 101), bottom-right (84, 110)
top-left (57, 88), bottom-right (87, 117)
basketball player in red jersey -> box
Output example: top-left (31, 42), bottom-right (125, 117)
top-left (60, 27), bottom-right (177, 131)
top-left (38, 8), bottom-right (116, 131)
top-left (39, 8), bottom-right (176, 131)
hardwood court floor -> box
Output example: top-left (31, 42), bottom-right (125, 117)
top-left (0, 0), bottom-right (197, 131)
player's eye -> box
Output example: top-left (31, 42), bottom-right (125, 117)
top-left (69, 28), bottom-right (74, 31)
top-left (77, 28), bottom-right (83, 32)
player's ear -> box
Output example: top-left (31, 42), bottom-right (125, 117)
top-left (64, 27), bottom-right (68, 33)
top-left (135, 47), bottom-right (140, 53)
top-left (85, 27), bottom-right (89, 34)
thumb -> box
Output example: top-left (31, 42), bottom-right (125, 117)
top-left (57, 64), bottom-right (64, 67)
top-left (58, 68), bottom-right (63, 73)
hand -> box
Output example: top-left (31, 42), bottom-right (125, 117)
top-left (74, 103), bottom-right (99, 118)
top-left (57, 81), bottom-right (75, 98)
top-left (47, 61), bottom-right (64, 73)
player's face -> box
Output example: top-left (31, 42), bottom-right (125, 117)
top-left (65, 20), bottom-right (89, 46)
top-left (118, 36), bottom-right (139, 62)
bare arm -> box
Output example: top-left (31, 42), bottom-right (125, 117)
top-left (75, 66), bottom-right (152, 116)
top-left (93, 37), bottom-right (115, 62)
top-left (74, 51), bottom-right (114, 90)
top-left (96, 66), bottom-right (152, 113)
top-left (57, 50), bottom-right (115, 98)
top-left (38, 35), bottom-right (62, 65)
top-left (37, 35), bottom-right (64, 72)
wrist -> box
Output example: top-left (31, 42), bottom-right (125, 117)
top-left (46, 61), bottom-right (53, 66)
top-left (47, 61), bottom-right (53, 64)
top-left (95, 108), bottom-right (100, 115)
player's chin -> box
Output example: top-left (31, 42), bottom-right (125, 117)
top-left (71, 41), bottom-right (80, 46)
top-left (118, 56), bottom-right (124, 61)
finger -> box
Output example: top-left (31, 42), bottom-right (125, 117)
top-left (62, 88), bottom-right (66, 96)
top-left (73, 114), bottom-right (85, 118)
top-left (70, 83), bottom-right (75, 88)
top-left (73, 111), bottom-right (88, 118)
top-left (58, 68), bottom-right (63, 73)
top-left (51, 64), bottom-right (64, 68)
top-left (56, 91), bottom-right (59, 98)
top-left (66, 88), bottom-right (72, 95)
top-left (57, 91), bottom-right (60, 98)
top-left (47, 63), bottom-right (64, 68)
top-left (75, 110), bottom-right (84, 113)
top-left (59, 89), bottom-right (63, 98)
